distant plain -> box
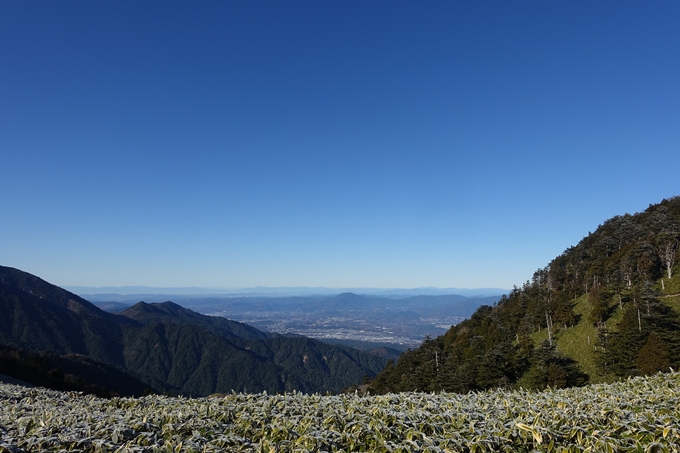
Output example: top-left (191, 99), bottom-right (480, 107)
top-left (82, 291), bottom-right (502, 351)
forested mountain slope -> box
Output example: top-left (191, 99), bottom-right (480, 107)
top-left (0, 266), bottom-right (132, 366)
top-left (0, 343), bottom-right (152, 397)
top-left (119, 301), bottom-right (271, 340)
top-left (0, 266), bottom-right (387, 395)
top-left (372, 197), bottom-right (680, 393)
top-left (119, 301), bottom-right (388, 395)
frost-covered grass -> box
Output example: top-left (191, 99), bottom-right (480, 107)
top-left (2, 373), bottom-right (680, 452)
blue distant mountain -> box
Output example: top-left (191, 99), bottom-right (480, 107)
top-left (66, 285), bottom-right (508, 298)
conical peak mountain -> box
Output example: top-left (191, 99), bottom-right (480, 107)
top-left (325, 293), bottom-right (376, 310)
top-left (119, 301), bottom-right (198, 320)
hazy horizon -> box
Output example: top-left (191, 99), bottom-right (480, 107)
top-left (65, 284), bottom-right (509, 298)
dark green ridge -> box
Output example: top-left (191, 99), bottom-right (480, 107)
top-left (0, 266), bottom-right (387, 395)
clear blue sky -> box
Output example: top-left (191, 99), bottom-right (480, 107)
top-left (1, 1), bottom-right (679, 289)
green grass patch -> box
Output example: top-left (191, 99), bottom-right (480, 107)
top-left (658, 265), bottom-right (680, 295)
top-left (655, 269), bottom-right (680, 315)
top-left (550, 284), bottom-right (680, 384)
top-left (555, 295), bottom-right (609, 383)
top-left (529, 294), bottom-right (627, 384)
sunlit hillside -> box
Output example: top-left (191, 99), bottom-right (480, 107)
top-left (372, 197), bottom-right (680, 394)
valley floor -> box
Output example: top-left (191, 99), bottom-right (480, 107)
top-left (2, 372), bottom-right (680, 452)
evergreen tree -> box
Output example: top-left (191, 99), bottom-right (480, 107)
top-left (607, 304), bottom-right (646, 377)
top-left (522, 341), bottom-right (588, 390)
top-left (588, 286), bottom-right (611, 325)
top-left (635, 332), bottom-right (671, 375)
top-left (608, 288), bottom-right (680, 377)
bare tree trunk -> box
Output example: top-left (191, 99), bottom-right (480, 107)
top-left (657, 240), bottom-right (678, 280)
top-left (638, 309), bottom-right (642, 332)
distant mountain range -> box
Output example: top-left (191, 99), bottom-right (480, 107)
top-left (67, 285), bottom-right (508, 298)
top-left (174, 292), bottom-right (498, 318)
top-left (0, 266), bottom-right (387, 396)
top-left (90, 292), bottom-right (499, 351)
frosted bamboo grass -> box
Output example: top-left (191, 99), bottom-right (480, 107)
top-left (2, 373), bottom-right (680, 452)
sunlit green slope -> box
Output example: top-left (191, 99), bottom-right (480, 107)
top-left (372, 197), bottom-right (680, 393)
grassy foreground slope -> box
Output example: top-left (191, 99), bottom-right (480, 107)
top-left (2, 373), bottom-right (680, 452)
